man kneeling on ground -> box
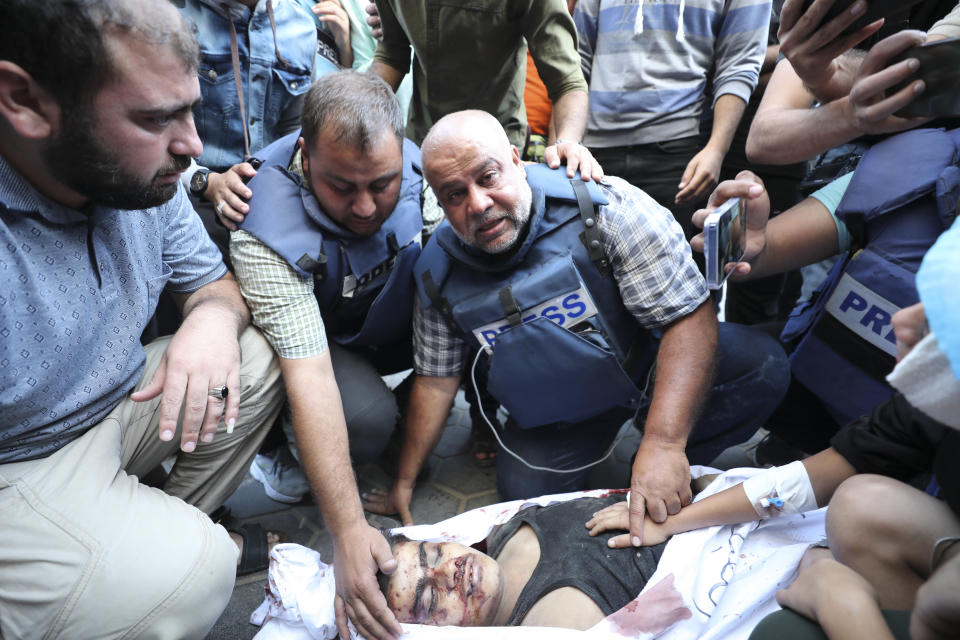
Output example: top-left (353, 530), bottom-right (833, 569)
top-left (0, 1), bottom-right (284, 637)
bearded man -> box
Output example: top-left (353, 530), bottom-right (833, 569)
top-left (366, 110), bottom-right (790, 554)
top-left (0, 1), bottom-right (285, 637)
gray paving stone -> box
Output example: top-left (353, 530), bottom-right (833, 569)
top-left (463, 492), bottom-right (502, 512)
top-left (432, 455), bottom-right (498, 496)
top-left (223, 473), bottom-right (302, 519)
top-left (408, 482), bottom-right (463, 524)
top-left (433, 422), bottom-right (471, 458)
top-left (207, 580), bottom-right (265, 640)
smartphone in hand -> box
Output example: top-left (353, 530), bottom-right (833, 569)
top-left (799, 0), bottom-right (925, 37)
top-left (892, 36), bottom-right (960, 118)
top-left (704, 198), bottom-right (746, 291)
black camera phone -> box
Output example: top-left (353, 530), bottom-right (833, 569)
top-left (799, 0), bottom-right (925, 36)
top-left (892, 36), bottom-right (960, 118)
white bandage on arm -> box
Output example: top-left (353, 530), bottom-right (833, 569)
top-left (742, 461), bottom-right (819, 518)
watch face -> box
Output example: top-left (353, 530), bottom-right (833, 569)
top-left (190, 170), bottom-right (207, 194)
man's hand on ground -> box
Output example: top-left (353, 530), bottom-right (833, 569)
top-left (361, 482), bottom-right (414, 526)
top-left (130, 306), bottom-right (242, 452)
top-left (629, 439), bottom-right (691, 545)
top-left (205, 163), bottom-right (257, 230)
top-left (545, 140), bottom-right (605, 182)
top-left (846, 30), bottom-right (934, 136)
top-left (675, 146), bottom-right (723, 205)
top-left (333, 524), bottom-right (402, 640)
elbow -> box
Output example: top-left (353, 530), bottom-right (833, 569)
top-left (744, 135), bottom-right (764, 164)
top-left (745, 123), bottom-right (775, 165)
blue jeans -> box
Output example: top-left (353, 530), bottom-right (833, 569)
top-left (496, 322), bottom-right (790, 500)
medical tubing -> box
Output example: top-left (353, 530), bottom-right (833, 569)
top-left (468, 348), bottom-right (653, 474)
top-left (741, 460), bottom-right (818, 517)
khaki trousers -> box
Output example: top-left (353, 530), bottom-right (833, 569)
top-left (0, 327), bottom-right (283, 640)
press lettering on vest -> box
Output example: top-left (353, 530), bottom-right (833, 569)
top-left (342, 255), bottom-right (397, 299)
top-left (825, 273), bottom-right (900, 357)
top-left (472, 285), bottom-right (600, 348)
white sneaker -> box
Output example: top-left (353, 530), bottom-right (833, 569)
top-left (250, 447), bottom-right (310, 503)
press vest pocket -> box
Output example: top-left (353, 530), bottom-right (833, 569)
top-left (486, 316), bottom-right (642, 429)
top-left (331, 247), bottom-right (417, 347)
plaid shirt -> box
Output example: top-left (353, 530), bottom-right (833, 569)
top-left (231, 229), bottom-right (328, 359)
top-left (414, 175), bottom-right (709, 377)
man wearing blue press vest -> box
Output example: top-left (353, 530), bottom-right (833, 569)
top-left (230, 70), bottom-right (422, 640)
top-left (364, 109), bottom-right (790, 550)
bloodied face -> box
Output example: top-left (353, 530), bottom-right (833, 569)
top-left (385, 541), bottom-right (503, 626)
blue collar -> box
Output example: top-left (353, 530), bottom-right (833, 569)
top-left (0, 153), bottom-right (89, 224)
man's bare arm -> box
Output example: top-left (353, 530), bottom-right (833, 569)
top-left (747, 58), bottom-right (858, 164)
top-left (676, 93), bottom-right (746, 204)
top-left (545, 89), bottom-right (604, 181)
top-left (369, 60), bottom-right (405, 92)
top-left (628, 300), bottom-right (716, 544)
top-left (690, 172), bottom-right (841, 280)
top-left (281, 354), bottom-right (402, 640)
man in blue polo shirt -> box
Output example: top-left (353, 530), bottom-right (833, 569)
top-left (0, 1), bottom-right (286, 637)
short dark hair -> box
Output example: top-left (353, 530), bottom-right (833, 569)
top-left (376, 530), bottom-right (411, 597)
top-left (300, 70), bottom-right (404, 154)
top-left (0, 0), bottom-right (198, 113)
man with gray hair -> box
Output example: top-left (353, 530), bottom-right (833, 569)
top-left (0, 0), bottom-right (285, 637)
top-left (231, 70), bottom-right (422, 640)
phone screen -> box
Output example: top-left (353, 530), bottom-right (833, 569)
top-left (705, 198), bottom-right (746, 290)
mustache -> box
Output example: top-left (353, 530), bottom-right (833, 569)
top-left (158, 154), bottom-right (192, 175)
top-left (469, 209), bottom-right (508, 232)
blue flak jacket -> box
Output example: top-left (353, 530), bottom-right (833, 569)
top-left (241, 131), bottom-right (424, 347)
top-left (782, 127), bottom-right (960, 425)
top-left (415, 165), bottom-right (659, 429)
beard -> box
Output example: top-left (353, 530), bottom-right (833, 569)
top-left (43, 110), bottom-right (191, 210)
top-left (453, 183), bottom-right (533, 255)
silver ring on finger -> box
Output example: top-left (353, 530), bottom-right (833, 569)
top-left (208, 385), bottom-right (229, 400)
top-left (216, 200), bottom-right (226, 215)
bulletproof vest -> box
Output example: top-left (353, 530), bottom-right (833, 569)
top-left (415, 165), bottom-right (659, 429)
top-left (782, 127), bottom-right (960, 425)
top-left (240, 131), bottom-right (424, 347)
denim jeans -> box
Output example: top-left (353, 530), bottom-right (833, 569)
top-left (495, 322), bottom-right (790, 500)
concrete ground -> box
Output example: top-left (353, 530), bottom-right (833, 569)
top-left (206, 385), bottom-right (761, 639)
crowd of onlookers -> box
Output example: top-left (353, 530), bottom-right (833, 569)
top-left (1, 1), bottom-right (959, 638)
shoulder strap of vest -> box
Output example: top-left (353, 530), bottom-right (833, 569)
top-left (570, 179), bottom-right (611, 277)
top-left (525, 164), bottom-right (609, 206)
top-left (420, 268), bottom-right (458, 330)
top-left (250, 130), bottom-right (302, 169)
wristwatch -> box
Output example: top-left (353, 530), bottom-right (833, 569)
top-left (189, 167), bottom-right (211, 197)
